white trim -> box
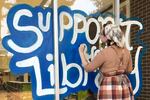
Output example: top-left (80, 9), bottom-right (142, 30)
top-left (53, 0), bottom-right (60, 100)
top-left (114, 0), bottom-right (120, 25)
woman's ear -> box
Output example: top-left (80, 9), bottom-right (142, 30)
top-left (100, 35), bottom-right (108, 43)
top-left (103, 36), bottom-right (108, 42)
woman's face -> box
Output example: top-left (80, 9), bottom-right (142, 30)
top-left (100, 35), bottom-right (108, 43)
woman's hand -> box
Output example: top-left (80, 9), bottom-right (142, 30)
top-left (78, 44), bottom-right (89, 68)
top-left (79, 44), bottom-right (86, 54)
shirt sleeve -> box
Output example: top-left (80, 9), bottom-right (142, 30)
top-left (84, 49), bottom-right (106, 72)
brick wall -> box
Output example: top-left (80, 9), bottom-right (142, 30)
top-left (130, 0), bottom-right (150, 99)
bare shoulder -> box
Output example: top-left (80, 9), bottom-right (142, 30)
top-left (100, 47), bottom-right (113, 53)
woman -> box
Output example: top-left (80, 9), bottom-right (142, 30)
top-left (79, 24), bottom-right (134, 100)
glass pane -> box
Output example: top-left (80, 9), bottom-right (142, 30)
top-left (0, 0), bottom-right (105, 100)
top-left (0, 1), bottom-right (42, 100)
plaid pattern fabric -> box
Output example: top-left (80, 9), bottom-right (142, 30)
top-left (98, 74), bottom-right (134, 100)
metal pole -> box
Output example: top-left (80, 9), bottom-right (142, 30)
top-left (53, 0), bottom-right (60, 100)
top-left (114, 0), bottom-right (120, 25)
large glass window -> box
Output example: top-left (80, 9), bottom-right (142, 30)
top-left (0, 0), bottom-right (131, 100)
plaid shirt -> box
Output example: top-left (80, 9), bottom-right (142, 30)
top-left (98, 72), bottom-right (134, 100)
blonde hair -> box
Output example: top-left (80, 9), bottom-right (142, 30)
top-left (104, 24), bottom-right (125, 48)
